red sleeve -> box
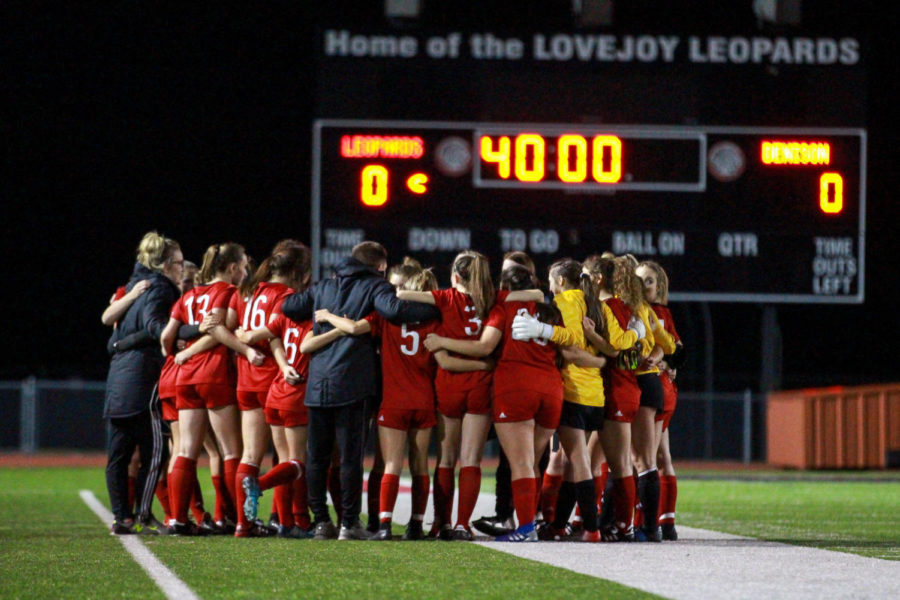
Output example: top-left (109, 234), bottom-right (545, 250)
top-left (170, 296), bottom-right (186, 322)
top-left (113, 286), bottom-right (127, 301)
top-left (484, 304), bottom-right (506, 331)
top-left (365, 312), bottom-right (382, 338)
top-left (495, 289), bottom-right (509, 302)
top-left (430, 288), bottom-right (451, 311)
top-left (213, 285), bottom-right (236, 310)
top-left (267, 313), bottom-right (286, 338)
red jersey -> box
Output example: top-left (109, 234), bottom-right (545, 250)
top-left (171, 281), bottom-right (236, 386)
top-left (368, 314), bottom-right (439, 411)
top-left (603, 296), bottom-right (640, 392)
top-left (230, 281), bottom-right (294, 392)
top-left (651, 303), bottom-right (681, 392)
top-left (264, 313), bottom-right (313, 412)
top-left (430, 288), bottom-right (501, 394)
top-left (491, 301), bottom-right (563, 397)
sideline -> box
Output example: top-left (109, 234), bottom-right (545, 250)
top-left (79, 490), bottom-right (201, 600)
top-left (368, 482), bottom-right (900, 599)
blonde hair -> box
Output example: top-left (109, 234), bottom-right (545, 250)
top-left (612, 257), bottom-right (643, 311)
top-left (637, 260), bottom-right (670, 305)
top-left (388, 256), bottom-right (423, 286)
top-left (452, 250), bottom-right (495, 319)
top-left (404, 268), bottom-right (438, 292)
top-left (136, 231), bottom-right (180, 273)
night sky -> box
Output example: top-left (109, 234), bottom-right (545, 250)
top-left (3, 2), bottom-right (897, 391)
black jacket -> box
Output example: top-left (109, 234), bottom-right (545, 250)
top-left (103, 263), bottom-right (180, 418)
top-left (281, 257), bottom-right (439, 408)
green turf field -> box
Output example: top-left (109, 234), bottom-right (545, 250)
top-left (0, 466), bottom-right (897, 599)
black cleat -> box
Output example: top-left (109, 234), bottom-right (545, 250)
top-left (402, 520), bottom-right (424, 541)
top-left (661, 523), bottom-right (678, 541)
top-left (369, 524), bottom-right (393, 541)
top-left (451, 525), bottom-right (474, 541)
top-left (601, 524), bottom-right (635, 543)
top-left (634, 526), bottom-right (662, 542)
top-left (472, 514), bottom-right (515, 536)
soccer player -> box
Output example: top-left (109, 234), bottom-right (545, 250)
top-left (160, 242), bottom-right (264, 535)
top-left (395, 250), bottom-right (499, 540)
top-left (280, 241), bottom-right (439, 540)
top-left (510, 258), bottom-right (612, 542)
top-left (222, 241), bottom-right (311, 537)
top-left (637, 260), bottom-right (685, 541)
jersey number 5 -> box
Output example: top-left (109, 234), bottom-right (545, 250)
top-left (400, 324), bottom-right (419, 356)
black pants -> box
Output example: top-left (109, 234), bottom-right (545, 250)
top-left (105, 410), bottom-right (155, 522)
top-left (307, 401), bottom-right (368, 527)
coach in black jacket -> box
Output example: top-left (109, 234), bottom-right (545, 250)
top-left (104, 240), bottom-right (182, 533)
top-left (281, 241), bottom-right (439, 539)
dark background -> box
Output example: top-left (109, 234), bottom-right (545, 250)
top-left (3, 2), bottom-right (897, 392)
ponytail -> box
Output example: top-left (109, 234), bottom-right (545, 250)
top-left (452, 250), bottom-right (495, 319)
top-left (240, 240), bottom-right (311, 296)
top-left (136, 231), bottom-right (179, 274)
top-left (578, 271), bottom-right (606, 337)
top-left (196, 242), bottom-right (245, 285)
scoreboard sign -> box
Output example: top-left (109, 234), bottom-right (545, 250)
top-left (312, 28), bottom-right (866, 303)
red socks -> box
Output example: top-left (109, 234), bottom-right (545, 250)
top-left (223, 458), bottom-right (240, 519)
top-left (168, 456), bottom-right (196, 524)
top-left (259, 461), bottom-right (301, 491)
top-left (379, 474), bottom-right (400, 523)
top-left (595, 462), bottom-right (610, 511)
top-left (411, 474), bottom-right (429, 521)
top-left (293, 463), bottom-right (311, 530)
top-left (434, 466), bottom-right (455, 526)
top-left (190, 473), bottom-right (206, 523)
top-left (540, 473), bottom-right (563, 526)
top-left (455, 466), bottom-right (481, 529)
top-left (612, 475), bottom-right (636, 530)
top-left (234, 462), bottom-right (259, 529)
top-left (154, 477), bottom-right (172, 524)
top-left (511, 477), bottom-right (537, 526)
top-left (659, 474), bottom-right (678, 524)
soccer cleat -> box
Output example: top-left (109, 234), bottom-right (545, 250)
top-left (234, 522), bottom-right (273, 538)
top-left (338, 520), bottom-right (372, 540)
top-left (138, 515), bottom-right (169, 535)
top-left (495, 522), bottom-right (537, 542)
top-left (580, 529), bottom-right (602, 543)
top-left (537, 522), bottom-right (572, 541)
top-left (451, 525), bottom-right (474, 541)
top-left (242, 475), bottom-right (261, 523)
top-left (110, 518), bottom-right (136, 535)
top-left (472, 514), bottom-right (516, 536)
top-left (437, 524), bottom-right (455, 541)
top-left (634, 526), bottom-right (662, 543)
top-left (661, 523), bottom-right (678, 541)
top-left (268, 513), bottom-right (280, 530)
top-left (313, 520), bottom-right (338, 540)
top-left (369, 524), bottom-right (393, 541)
top-left (402, 520), bottom-right (424, 541)
top-left (167, 521), bottom-right (211, 536)
top-left (213, 518), bottom-right (236, 535)
top-left (601, 524), bottom-right (635, 543)
top-left (277, 524), bottom-right (313, 539)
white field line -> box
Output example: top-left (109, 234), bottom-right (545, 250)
top-left (364, 481), bottom-right (900, 600)
top-left (79, 490), bottom-right (200, 600)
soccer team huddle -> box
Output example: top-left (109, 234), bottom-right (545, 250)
top-left (102, 232), bottom-right (685, 544)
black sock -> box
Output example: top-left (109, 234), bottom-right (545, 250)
top-left (598, 476), bottom-right (615, 529)
top-left (552, 481), bottom-right (576, 529)
top-left (637, 469), bottom-right (660, 530)
top-left (574, 479), bottom-right (598, 532)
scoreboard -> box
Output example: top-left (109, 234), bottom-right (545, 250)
top-left (312, 28), bottom-right (867, 303)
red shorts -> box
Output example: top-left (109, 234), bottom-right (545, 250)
top-left (493, 390), bottom-right (563, 430)
top-left (265, 405), bottom-right (308, 428)
top-left (377, 407), bottom-right (436, 431)
top-left (237, 390), bottom-right (268, 412)
top-left (605, 370), bottom-right (640, 423)
top-left (436, 385), bottom-right (491, 419)
top-left (175, 383), bottom-right (236, 411)
top-left (656, 376), bottom-right (678, 431)
top-left (160, 396), bottom-right (178, 422)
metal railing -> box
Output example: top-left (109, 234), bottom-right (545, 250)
top-left (0, 378), bottom-right (765, 462)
